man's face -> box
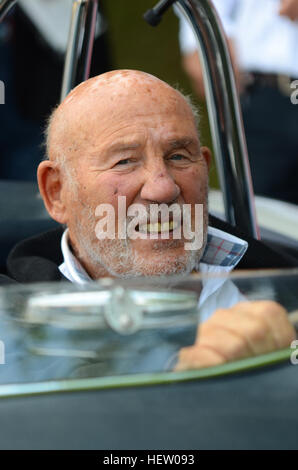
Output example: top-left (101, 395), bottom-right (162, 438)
top-left (55, 72), bottom-right (210, 278)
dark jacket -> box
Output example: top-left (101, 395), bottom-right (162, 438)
top-left (2, 215), bottom-right (297, 285)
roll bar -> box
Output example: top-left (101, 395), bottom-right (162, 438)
top-left (60, 0), bottom-right (98, 101)
top-left (0, 0), bottom-right (259, 238)
top-left (145, 0), bottom-right (259, 238)
top-left (0, 0), bottom-right (16, 22)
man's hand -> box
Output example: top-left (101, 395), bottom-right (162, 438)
top-left (175, 301), bottom-right (296, 371)
top-left (279, 0), bottom-right (298, 21)
top-left (182, 39), bottom-right (241, 99)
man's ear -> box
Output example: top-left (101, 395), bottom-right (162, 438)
top-left (200, 146), bottom-right (212, 170)
top-left (37, 160), bottom-right (67, 224)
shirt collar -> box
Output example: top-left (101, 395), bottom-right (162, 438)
top-left (59, 226), bottom-right (248, 284)
top-left (201, 225), bottom-right (248, 268)
top-left (59, 229), bottom-right (92, 284)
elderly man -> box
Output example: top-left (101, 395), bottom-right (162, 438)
top-left (4, 70), bottom-right (296, 370)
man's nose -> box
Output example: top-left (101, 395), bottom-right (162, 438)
top-left (140, 168), bottom-right (180, 204)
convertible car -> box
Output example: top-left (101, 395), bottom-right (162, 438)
top-left (0, 0), bottom-right (297, 450)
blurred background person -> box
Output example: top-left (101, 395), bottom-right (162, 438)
top-left (0, 0), bottom-right (111, 181)
top-left (177, 0), bottom-right (298, 205)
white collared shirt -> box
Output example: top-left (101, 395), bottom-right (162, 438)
top-left (19, 0), bottom-right (104, 54)
top-left (177, 0), bottom-right (298, 77)
top-left (59, 226), bottom-right (248, 322)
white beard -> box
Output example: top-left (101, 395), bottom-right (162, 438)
top-left (71, 202), bottom-right (208, 279)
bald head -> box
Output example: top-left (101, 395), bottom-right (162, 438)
top-left (45, 70), bottom-right (199, 167)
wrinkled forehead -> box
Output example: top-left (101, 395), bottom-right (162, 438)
top-left (48, 71), bottom-right (196, 161)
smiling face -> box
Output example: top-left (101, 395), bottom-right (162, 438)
top-left (39, 70), bottom-right (211, 279)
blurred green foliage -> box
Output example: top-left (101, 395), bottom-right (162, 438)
top-left (101, 0), bottom-right (219, 188)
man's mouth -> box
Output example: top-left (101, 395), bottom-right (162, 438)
top-left (137, 219), bottom-right (180, 234)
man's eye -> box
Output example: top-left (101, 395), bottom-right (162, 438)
top-left (170, 154), bottom-right (187, 161)
top-left (115, 158), bottom-right (132, 166)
